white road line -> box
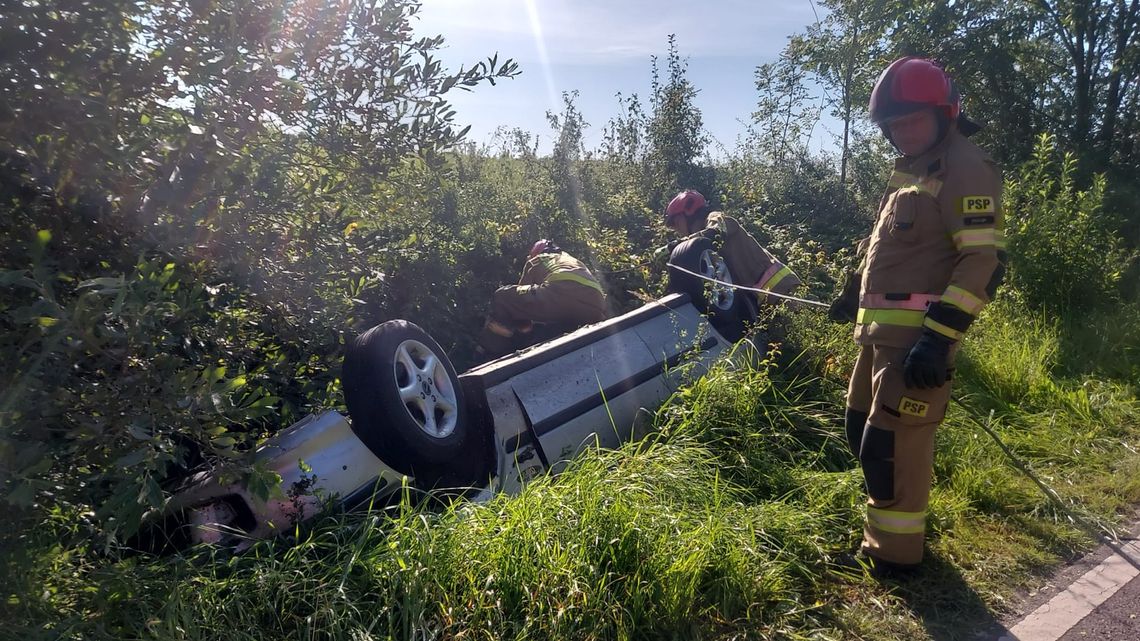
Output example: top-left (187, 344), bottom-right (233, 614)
top-left (998, 540), bottom-right (1140, 641)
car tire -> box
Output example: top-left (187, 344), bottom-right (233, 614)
top-left (342, 320), bottom-right (485, 488)
top-left (667, 236), bottom-right (758, 342)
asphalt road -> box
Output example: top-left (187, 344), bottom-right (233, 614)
top-left (994, 520), bottom-right (1140, 641)
top-left (1055, 573), bottom-right (1140, 640)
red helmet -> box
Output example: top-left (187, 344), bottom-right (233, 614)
top-left (869, 57), bottom-right (960, 125)
top-left (528, 239), bottom-right (558, 259)
top-left (664, 190), bottom-right (707, 225)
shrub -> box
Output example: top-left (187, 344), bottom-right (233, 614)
top-left (1004, 133), bottom-right (1135, 314)
top-left (1, 249), bottom-right (293, 545)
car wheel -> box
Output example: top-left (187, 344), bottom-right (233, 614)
top-left (342, 320), bottom-right (485, 488)
top-left (667, 236), bottom-right (757, 342)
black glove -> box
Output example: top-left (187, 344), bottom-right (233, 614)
top-left (827, 270), bottom-right (861, 323)
top-left (903, 329), bottom-right (953, 389)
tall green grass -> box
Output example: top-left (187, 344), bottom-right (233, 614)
top-left (6, 440), bottom-right (843, 640)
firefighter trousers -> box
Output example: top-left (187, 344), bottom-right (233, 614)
top-left (845, 343), bottom-right (954, 566)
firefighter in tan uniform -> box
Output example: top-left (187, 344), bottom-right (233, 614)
top-left (664, 189), bottom-right (802, 307)
top-left (844, 57), bottom-right (1006, 574)
top-left (476, 240), bottom-right (608, 358)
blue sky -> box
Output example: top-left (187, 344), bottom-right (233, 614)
top-left (412, 0), bottom-right (841, 157)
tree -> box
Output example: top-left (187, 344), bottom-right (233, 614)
top-left (788, 0), bottom-right (892, 184)
top-left (0, 0), bottom-right (518, 543)
top-left (647, 35), bottom-right (711, 199)
top-left (749, 50), bottom-right (823, 166)
top-left (546, 91), bottom-right (589, 224)
top-left (0, 0), bottom-right (518, 260)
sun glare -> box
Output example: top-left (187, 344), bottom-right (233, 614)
top-left (523, 0), bottom-right (559, 111)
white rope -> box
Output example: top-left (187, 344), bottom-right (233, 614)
top-left (666, 263), bottom-right (831, 309)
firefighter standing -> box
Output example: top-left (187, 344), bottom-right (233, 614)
top-left (664, 189), bottom-right (802, 308)
top-left (476, 240), bottom-right (608, 358)
top-left (843, 57), bottom-right (1006, 573)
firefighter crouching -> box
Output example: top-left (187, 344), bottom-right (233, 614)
top-left (476, 240), bottom-right (608, 359)
top-left (840, 57), bottom-right (1007, 575)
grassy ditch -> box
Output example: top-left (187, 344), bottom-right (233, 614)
top-left (5, 301), bottom-right (1140, 641)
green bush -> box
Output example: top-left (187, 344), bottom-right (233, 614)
top-left (1005, 134), bottom-right (1135, 314)
top-left (0, 249), bottom-right (301, 544)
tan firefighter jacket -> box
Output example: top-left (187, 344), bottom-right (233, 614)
top-left (695, 211), bottom-right (802, 300)
top-left (520, 251), bottom-right (605, 293)
top-left (856, 129), bottom-right (1006, 348)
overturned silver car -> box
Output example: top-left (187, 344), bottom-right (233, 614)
top-left (144, 242), bottom-right (758, 550)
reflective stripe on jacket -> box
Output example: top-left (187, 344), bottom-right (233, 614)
top-left (520, 251), bottom-right (605, 294)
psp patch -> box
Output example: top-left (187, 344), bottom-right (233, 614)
top-left (961, 196), bottom-right (995, 214)
top-left (899, 396), bottom-right (930, 418)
